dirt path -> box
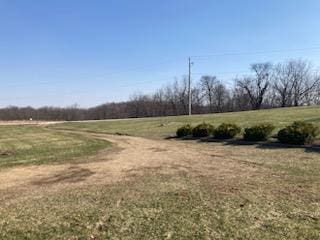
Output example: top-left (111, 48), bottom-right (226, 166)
top-left (0, 120), bottom-right (61, 126)
top-left (0, 133), bottom-right (256, 197)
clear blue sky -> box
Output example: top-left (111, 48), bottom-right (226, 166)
top-left (1, 0), bottom-right (320, 107)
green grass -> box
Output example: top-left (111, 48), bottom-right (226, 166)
top-left (51, 106), bottom-right (320, 138)
top-left (1, 106), bottom-right (320, 239)
top-left (1, 160), bottom-right (319, 239)
top-left (0, 125), bottom-right (110, 168)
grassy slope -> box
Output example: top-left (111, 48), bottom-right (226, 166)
top-left (1, 106), bottom-right (320, 239)
top-left (0, 125), bottom-right (110, 168)
top-left (51, 106), bottom-right (320, 138)
top-left (1, 146), bottom-right (319, 239)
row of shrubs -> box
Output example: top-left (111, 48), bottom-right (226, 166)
top-left (176, 121), bottom-right (319, 145)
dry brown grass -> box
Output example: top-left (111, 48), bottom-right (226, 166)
top-left (0, 120), bottom-right (61, 126)
top-left (1, 132), bottom-right (319, 239)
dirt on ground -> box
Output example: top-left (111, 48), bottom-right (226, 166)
top-left (0, 133), bottom-right (259, 198)
top-left (0, 120), bottom-right (62, 126)
top-left (1, 132), bottom-right (320, 239)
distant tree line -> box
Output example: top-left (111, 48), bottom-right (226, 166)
top-left (1, 59), bottom-right (319, 121)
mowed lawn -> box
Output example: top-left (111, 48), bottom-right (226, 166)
top-left (51, 106), bottom-right (320, 138)
top-left (0, 106), bottom-right (320, 239)
top-left (0, 125), bottom-right (110, 168)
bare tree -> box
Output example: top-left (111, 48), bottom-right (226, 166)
top-left (231, 86), bottom-right (251, 111)
top-left (153, 88), bottom-right (168, 116)
top-left (213, 82), bottom-right (229, 112)
top-left (289, 60), bottom-right (320, 106)
top-left (236, 63), bottom-right (273, 109)
top-left (172, 77), bottom-right (189, 115)
top-left (314, 84), bottom-right (320, 104)
top-left (273, 61), bottom-right (295, 107)
top-left (191, 86), bottom-right (204, 114)
top-left (199, 75), bottom-right (218, 112)
top-left (1, 60), bottom-right (319, 121)
top-left (273, 60), bottom-right (320, 107)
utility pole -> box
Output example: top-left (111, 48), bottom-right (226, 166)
top-left (188, 57), bottom-right (192, 115)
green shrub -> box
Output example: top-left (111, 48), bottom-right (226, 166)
top-left (192, 122), bottom-right (214, 138)
top-left (214, 123), bottom-right (241, 139)
top-left (176, 124), bottom-right (193, 138)
top-left (277, 121), bottom-right (319, 145)
top-left (243, 123), bottom-right (275, 141)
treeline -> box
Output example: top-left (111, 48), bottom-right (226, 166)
top-left (1, 59), bottom-right (320, 121)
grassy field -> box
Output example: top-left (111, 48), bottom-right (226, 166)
top-left (2, 167), bottom-right (319, 239)
top-left (51, 106), bottom-right (320, 138)
top-left (1, 136), bottom-right (319, 239)
top-left (0, 125), bottom-right (110, 168)
top-left (1, 106), bottom-right (320, 239)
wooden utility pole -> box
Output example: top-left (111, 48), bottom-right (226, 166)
top-left (188, 57), bottom-right (192, 115)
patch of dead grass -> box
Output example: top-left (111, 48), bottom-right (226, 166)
top-left (0, 133), bottom-right (319, 239)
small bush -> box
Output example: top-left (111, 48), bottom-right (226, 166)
top-left (176, 124), bottom-right (193, 138)
top-left (243, 123), bottom-right (275, 141)
top-left (214, 123), bottom-right (241, 139)
top-left (192, 122), bottom-right (214, 138)
top-left (277, 121), bottom-right (319, 145)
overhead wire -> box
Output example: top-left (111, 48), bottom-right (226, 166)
top-left (2, 45), bottom-right (320, 103)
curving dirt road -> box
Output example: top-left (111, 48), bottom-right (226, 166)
top-left (0, 133), bottom-right (258, 198)
top-left (1, 131), bottom-right (319, 239)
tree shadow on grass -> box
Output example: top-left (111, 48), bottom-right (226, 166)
top-left (302, 143), bottom-right (320, 153)
top-left (202, 138), bottom-right (255, 145)
top-left (181, 136), bottom-right (320, 154)
top-left (165, 135), bottom-right (204, 141)
top-left (250, 139), bottom-right (320, 153)
top-left (224, 138), bottom-right (320, 154)
top-left (166, 134), bottom-right (320, 153)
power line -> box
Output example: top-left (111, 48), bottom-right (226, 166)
top-left (0, 77), bottom-right (177, 103)
top-left (4, 74), bottom-right (175, 88)
top-left (2, 45), bottom-right (320, 106)
top-left (4, 46), bottom-right (320, 88)
top-left (191, 46), bottom-right (320, 58)
top-left (3, 65), bottom-right (320, 103)
top-left (4, 57), bottom-right (185, 88)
